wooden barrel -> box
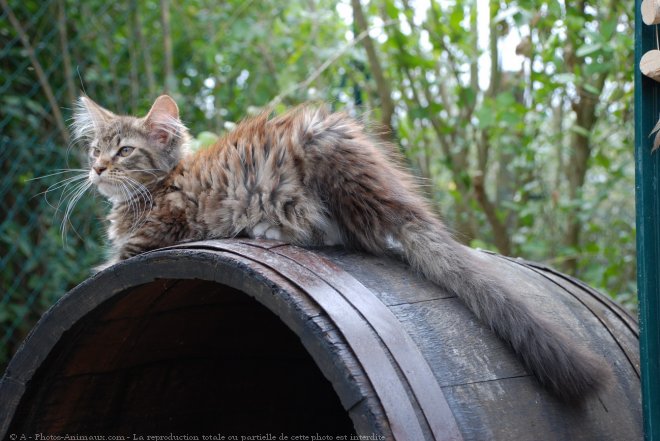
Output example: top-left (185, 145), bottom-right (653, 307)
top-left (0, 239), bottom-right (641, 440)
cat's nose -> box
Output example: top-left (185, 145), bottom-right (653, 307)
top-left (93, 166), bottom-right (107, 175)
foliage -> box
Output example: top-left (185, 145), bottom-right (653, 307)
top-left (0, 0), bottom-right (635, 370)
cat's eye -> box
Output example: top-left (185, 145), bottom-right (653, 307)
top-left (117, 146), bottom-right (135, 157)
top-left (91, 148), bottom-right (101, 157)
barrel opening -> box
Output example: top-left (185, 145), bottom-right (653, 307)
top-left (8, 278), bottom-right (355, 435)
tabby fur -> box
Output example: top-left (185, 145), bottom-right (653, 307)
top-left (72, 94), bottom-right (610, 402)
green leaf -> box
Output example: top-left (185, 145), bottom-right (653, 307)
top-left (501, 111), bottom-right (522, 125)
top-left (475, 107), bottom-right (496, 129)
top-left (594, 152), bottom-right (612, 168)
top-left (554, 73), bottom-right (575, 84)
top-left (584, 61), bottom-right (613, 76)
top-left (495, 92), bottom-right (515, 107)
top-left (449, 7), bottom-right (464, 30)
top-left (583, 83), bottom-right (602, 96)
top-left (384, 0), bottom-right (398, 20)
top-left (601, 19), bottom-right (617, 40)
top-left (547, 0), bottom-right (563, 18)
top-left (459, 86), bottom-right (477, 107)
top-left (576, 43), bottom-right (602, 58)
top-left (570, 125), bottom-right (592, 138)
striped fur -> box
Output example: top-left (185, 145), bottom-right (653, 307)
top-left (74, 95), bottom-right (610, 402)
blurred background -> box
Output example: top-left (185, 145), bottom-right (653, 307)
top-left (0, 0), bottom-right (634, 370)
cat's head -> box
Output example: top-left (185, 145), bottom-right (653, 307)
top-left (71, 95), bottom-right (190, 201)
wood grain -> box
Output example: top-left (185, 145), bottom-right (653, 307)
top-left (0, 240), bottom-right (642, 440)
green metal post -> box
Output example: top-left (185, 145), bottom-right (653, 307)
top-left (636, 0), bottom-right (660, 439)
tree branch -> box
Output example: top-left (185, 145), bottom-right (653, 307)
top-left (267, 20), bottom-right (396, 108)
top-left (351, 0), bottom-right (395, 136)
top-left (57, 0), bottom-right (76, 106)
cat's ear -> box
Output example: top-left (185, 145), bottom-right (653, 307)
top-left (72, 95), bottom-right (115, 141)
top-left (144, 95), bottom-right (185, 146)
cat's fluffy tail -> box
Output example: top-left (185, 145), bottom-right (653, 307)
top-left (395, 219), bottom-right (611, 402)
top-left (299, 107), bottom-right (610, 402)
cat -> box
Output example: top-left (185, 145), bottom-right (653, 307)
top-left (71, 94), bottom-right (610, 402)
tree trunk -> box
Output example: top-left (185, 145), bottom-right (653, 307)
top-left (473, 0), bottom-right (513, 254)
top-left (561, 1), bottom-right (609, 274)
top-left (563, 86), bottom-right (601, 274)
top-left (474, 172), bottom-right (512, 255)
top-left (133, 0), bottom-right (156, 98)
top-left (161, 0), bottom-right (175, 94)
top-left (351, 0), bottom-right (394, 136)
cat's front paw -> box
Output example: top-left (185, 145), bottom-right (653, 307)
top-left (250, 221), bottom-right (286, 241)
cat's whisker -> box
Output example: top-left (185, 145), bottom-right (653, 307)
top-left (120, 176), bottom-right (153, 232)
top-left (116, 179), bottom-right (135, 208)
top-left (54, 176), bottom-right (90, 212)
top-left (62, 180), bottom-right (91, 224)
top-left (42, 174), bottom-right (88, 195)
top-left (28, 169), bottom-right (89, 181)
top-left (50, 178), bottom-right (86, 216)
top-left (32, 171), bottom-right (87, 194)
top-left (116, 181), bottom-right (136, 229)
top-left (119, 176), bottom-right (140, 202)
top-left (59, 180), bottom-right (92, 244)
top-left (131, 187), bottom-right (152, 215)
top-left (34, 174), bottom-right (89, 208)
top-left (115, 179), bottom-right (139, 228)
top-left (124, 173), bottom-right (153, 199)
top-left (125, 181), bottom-right (145, 225)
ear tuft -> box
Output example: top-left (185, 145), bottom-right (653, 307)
top-left (145, 95), bottom-right (185, 145)
top-left (71, 95), bottom-right (115, 143)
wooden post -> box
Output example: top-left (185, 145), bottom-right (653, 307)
top-left (636, 0), bottom-right (660, 439)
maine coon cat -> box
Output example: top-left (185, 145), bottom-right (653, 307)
top-left (70, 94), bottom-right (609, 402)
